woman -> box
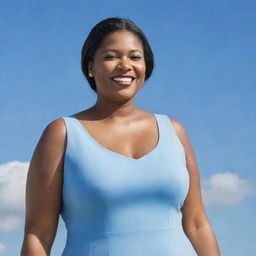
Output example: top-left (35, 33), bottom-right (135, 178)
top-left (21, 17), bottom-right (220, 255)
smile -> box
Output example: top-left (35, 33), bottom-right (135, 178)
top-left (112, 77), bottom-right (133, 82)
top-left (111, 76), bottom-right (135, 86)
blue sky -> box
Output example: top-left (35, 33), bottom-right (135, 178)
top-left (0, 0), bottom-right (255, 255)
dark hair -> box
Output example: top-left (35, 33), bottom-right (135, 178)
top-left (81, 17), bottom-right (154, 93)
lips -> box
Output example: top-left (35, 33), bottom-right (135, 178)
top-left (111, 75), bottom-right (135, 80)
top-left (111, 75), bottom-right (135, 86)
top-left (112, 77), bottom-right (133, 82)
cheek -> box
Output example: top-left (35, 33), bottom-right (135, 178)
top-left (95, 64), bottom-right (114, 78)
top-left (136, 63), bottom-right (146, 77)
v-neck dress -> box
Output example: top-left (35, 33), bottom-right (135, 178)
top-left (60, 113), bottom-right (197, 256)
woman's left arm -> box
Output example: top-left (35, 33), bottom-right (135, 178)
top-left (170, 117), bottom-right (221, 256)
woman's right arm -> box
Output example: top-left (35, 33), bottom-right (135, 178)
top-left (20, 118), bottom-right (67, 256)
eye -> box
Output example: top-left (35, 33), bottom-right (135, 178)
top-left (104, 55), bottom-right (117, 60)
top-left (131, 55), bottom-right (142, 60)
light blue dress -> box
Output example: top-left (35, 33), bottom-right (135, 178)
top-left (60, 113), bottom-right (197, 255)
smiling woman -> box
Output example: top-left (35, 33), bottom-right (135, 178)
top-left (87, 30), bottom-right (146, 95)
top-left (81, 17), bottom-right (154, 93)
top-left (20, 17), bottom-right (220, 256)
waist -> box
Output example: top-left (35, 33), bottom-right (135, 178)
top-left (62, 226), bottom-right (197, 256)
top-left (67, 225), bottom-right (184, 241)
top-left (62, 204), bottom-right (183, 237)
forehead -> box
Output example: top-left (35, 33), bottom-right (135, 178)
top-left (97, 31), bottom-right (143, 51)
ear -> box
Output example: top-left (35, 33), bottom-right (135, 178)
top-left (88, 59), bottom-right (94, 74)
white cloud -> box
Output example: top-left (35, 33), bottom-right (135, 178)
top-left (0, 216), bottom-right (21, 232)
top-left (202, 172), bottom-right (254, 206)
top-left (0, 242), bottom-right (6, 254)
top-left (0, 161), bottom-right (29, 231)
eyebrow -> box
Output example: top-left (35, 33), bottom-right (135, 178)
top-left (101, 49), bottom-right (143, 53)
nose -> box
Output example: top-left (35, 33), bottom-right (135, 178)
top-left (117, 57), bottom-right (132, 71)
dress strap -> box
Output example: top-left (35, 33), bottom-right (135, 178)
top-left (156, 114), bottom-right (186, 161)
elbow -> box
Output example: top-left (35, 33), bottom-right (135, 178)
top-left (183, 221), bottom-right (211, 237)
top-left (21, 232), bottom-right (53, 256)
top-left (182, 212), bottom-right (211, 237)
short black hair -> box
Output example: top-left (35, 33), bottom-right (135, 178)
top-left (81, 17), bottom-right (154, 93)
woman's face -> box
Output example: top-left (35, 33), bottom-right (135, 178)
top-left (88, 31), bottom-right (146, 98)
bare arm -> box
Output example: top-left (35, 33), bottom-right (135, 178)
top-left (170, 118), bottom-right (221, 256)
top-left (20, 118), bottom-right (66, 256)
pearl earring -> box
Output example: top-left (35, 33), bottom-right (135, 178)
top-left (89, 72), bottom-right (94, 77)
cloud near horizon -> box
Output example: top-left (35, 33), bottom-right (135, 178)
top-left (202, 172), bottom-right (254, 206)
top-left (0, 242), bottom-right (6, 255)
top-left (0, 161), bottom-right (29, 232)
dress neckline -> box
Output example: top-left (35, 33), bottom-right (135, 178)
top-left (70, 113), bottom-right (161, 161)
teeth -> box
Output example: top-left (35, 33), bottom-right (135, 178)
top-left (112, 77), bottom-right (133, 82)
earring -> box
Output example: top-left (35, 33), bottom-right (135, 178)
top-left (89, 72), bottom-right (94, 77)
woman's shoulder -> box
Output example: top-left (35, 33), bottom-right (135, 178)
top-left (163, 114), bottom-right (190, 149)
top-left (166, 116), bottom-right (184, 133)
top-left (46, 117), bottom-right (67, 136)
top-left (156, 113), bottom-right (184, 133)
top-left (38, 118), bottom-right (67, 153)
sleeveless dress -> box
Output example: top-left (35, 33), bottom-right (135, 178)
top-left (60, 113), bottom-right (197, 256)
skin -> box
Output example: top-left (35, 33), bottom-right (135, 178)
top-left (21, 31), bottom-right (220, 255)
